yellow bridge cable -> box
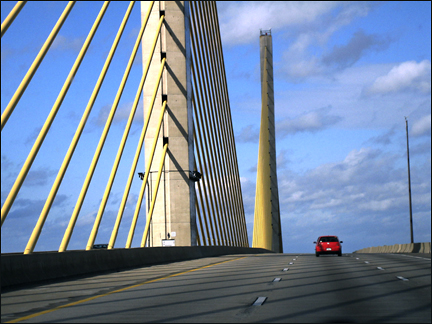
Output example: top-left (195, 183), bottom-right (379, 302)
top-left (198, 1), bottom-right (247, 246)
top-left (22, 1), bottom-right (136, 255)
top-left (107, 8), bottom-right (165, 248)
top-left (1, 1), bottom-right (26, 38)
top-left (191, 59), bottom-right (222, 245)
top-left (190, 6), bottom-right (216, 246)
top-left (197, 1), bottom-right (237, 246)
top-left (193, 118), bottom-right (217, 245)
top-left (194, 133), bottom-right (215, 245)
top-left (58, 4), bottom-right (156, 253)
top-left (207, 1), bottom-right (243, 246)
top-left (1, 1), bottom-right (75, 131)
top-left (206, 1), bottom-right (246, 246)
top-left (1, 1), bottom-right (101, 228)
top-left (192, 1), bottom-right (224, 246)
top-left (124, 72), bottom-right (166, 248)
top-left (191, 1), bottom-right (225, 245)
top-left (190, 3), bottom-right (228, 246)
top-left (110, 98), bottom-right (167, 249)
top-left (3, 1), bottom-right (247, 250)
top-left (192, 95), bottom-right (215, 245)
top-left (191, 1), bottom-right (244, 246)
top-left (194, 161), bottom-right (209, 246)
top-left (108, 93), bottom-right (165, 248)
top-left (86, 16), bottom-right (165, 251)
top-left (210, 1), bottom-right (248, 246)
top-left (194, 172), bottom-right (204, 246)
top-left (196, 215), bottom-right (203, 246)
top-left (141, 142), bottom-right (169, 247)
top-left (193, 145), bottom-right (213, 246)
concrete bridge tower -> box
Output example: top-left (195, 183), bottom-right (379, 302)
top-left (253, 29), bottom-right (283, 253)
top-left (141, 1), bottom-right (196, 247)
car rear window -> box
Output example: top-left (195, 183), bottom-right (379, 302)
top-left (319, 237), bottom-right (338, 242)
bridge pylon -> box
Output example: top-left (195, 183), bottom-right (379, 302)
top-left (253, 30), bottom-right (283, 253)
top-left (140, 1), bottom-right (196, 247)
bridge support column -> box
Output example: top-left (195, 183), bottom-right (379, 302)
top-left (253, 30), bottom-right (283, 253)
top-left (141, 1), bottom-right (196, 247)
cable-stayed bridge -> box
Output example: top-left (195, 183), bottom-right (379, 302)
top-left (1, 1), bottom-right (249, 254)
top-left (1, 4), bottom-right (430, 323)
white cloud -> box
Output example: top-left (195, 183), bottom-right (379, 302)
top-left (276, 149), bottom-right (291, 170)
top-left (236, 106), bottom-right (343, 142)
top-left (52, 34), bottom-right (84, 52)
top-left (236, 124), bottom-right (260, 143)
top-left (280, 29), bottom-right (393, 80)
top-left (365, 60), bottom-right (431, 95)
top-left (93, 102), bottom-right (144, 127)
top-left (358, 198), bottom-right (395, 211)
top-left (218, 2), bottom-right (342, 46)
top-left (322, 30), bottom-right (391, 69)
top-left (25, 168), bottom-right (56, 187)
top-left (272, 145), bottom-right (430, 251)
top-left (218, 2), bottom-right (376, 80)
top-left (76, 209), bottom-right (97, 227)
top-left (280, 39), bottom-right (322, 79)
top-left (217, 1), bottom-right (377, 49)
top-left (1, 46), bottom-right (13, 64)
top-left (276, 106), bottom-right (342, 136)
top-left (411, 114), bottom-right (431, 137)
top-left (278, 147), bottom-right (405, 213)
top-left (238, 176), bottom-right (256, 217)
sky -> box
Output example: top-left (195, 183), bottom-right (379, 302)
top-left (1, 1), bottom-right (431, 254)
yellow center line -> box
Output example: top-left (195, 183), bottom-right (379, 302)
top-left (6, 256), bottom-right (247, 323)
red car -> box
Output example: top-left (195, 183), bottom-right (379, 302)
top-left (314, 235), bottom-right (343, 257)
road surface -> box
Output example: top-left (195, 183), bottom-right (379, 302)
top-left (2, 253), bottom-right (430, 323)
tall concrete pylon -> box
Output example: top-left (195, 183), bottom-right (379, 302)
top-left (252, 30), bottom-right (283, 253)
top-left (141, 1), bottom-right (196, 247)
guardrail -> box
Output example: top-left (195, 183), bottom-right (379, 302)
top-left (354, 242), bottom-right (431, 254)
top-left (1, 246), bottom-right (272, 289)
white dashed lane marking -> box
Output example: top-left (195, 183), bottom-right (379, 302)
top-left (252, 297), bottom-right (267, 306)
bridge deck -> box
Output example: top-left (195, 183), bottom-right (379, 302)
top-left (2, 253), bottom-right (430, 323)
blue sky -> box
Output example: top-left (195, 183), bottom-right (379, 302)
top-left (1, 1), bottom-right (431, 253)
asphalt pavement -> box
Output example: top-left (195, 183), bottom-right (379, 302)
top-left (1, 253), bottom-right (430, 323)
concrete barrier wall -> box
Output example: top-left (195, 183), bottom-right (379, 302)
top-left (355, 242), bottom-right (431, 254)
top-left (1, 246), bottom-right (271, 289)
top-left (419, 242), bottom-right (431, 253)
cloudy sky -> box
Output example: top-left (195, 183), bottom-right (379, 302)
top-left (1, 1), bottom-right (431, 253)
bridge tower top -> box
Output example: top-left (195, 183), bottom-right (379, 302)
top-left (259, 29), bottom-right (272, 36)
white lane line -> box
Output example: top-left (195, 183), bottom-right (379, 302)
top-left (282, 268), bottom-right (289, 271)
top-left (273, 278), bottom-right (281, 282)
top-left (252, 297), bottom-right (267, 306)
top-left (398, 254), bottom-right (431, 261)
top-left (377, 267), bottom-right (385, 270)
top-left (396, 276), bottom-right (409, 281)
top-left (405, 255), bottom-right (431, 261)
